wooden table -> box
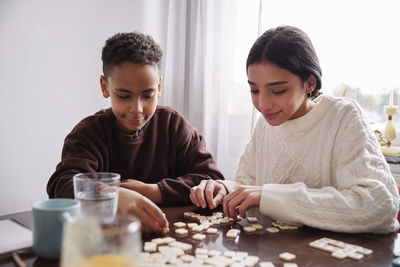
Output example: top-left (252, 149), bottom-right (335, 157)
top-left (1, 205), bottom-right (399, 266)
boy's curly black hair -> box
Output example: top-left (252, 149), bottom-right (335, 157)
top-left (101, 32), bottom-right (162, 79)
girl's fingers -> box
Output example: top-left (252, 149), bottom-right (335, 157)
top-left (223, 189), bottom-right (242, 217)
top-left (237, 201), bottom-right (249, 218)
top-left (227, 193), bottom-right (246, 219)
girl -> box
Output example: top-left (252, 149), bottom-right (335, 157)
top-left (190, 25), bottom-right (399, 233)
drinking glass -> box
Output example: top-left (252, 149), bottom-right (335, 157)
top-left (60, 214), bottom-right (141, 267)
top-left (73, 172), bottom-right (120, 223)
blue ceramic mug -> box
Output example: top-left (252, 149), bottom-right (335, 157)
top-left (32, 198), bottom-right (80, 259)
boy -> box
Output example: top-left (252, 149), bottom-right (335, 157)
top-left (47, 32), bottom-right (224, 233)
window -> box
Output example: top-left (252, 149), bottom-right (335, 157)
top-left (259, 0), bottom-right (400, 130)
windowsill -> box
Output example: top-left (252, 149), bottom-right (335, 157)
top-left (385, 154), bottom-right (400, 184)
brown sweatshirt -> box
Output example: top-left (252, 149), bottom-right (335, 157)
top-left (47, 106), bottom-right (224, 205)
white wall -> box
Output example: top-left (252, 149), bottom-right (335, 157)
top-left (0, 0), bottom-right (169, 215)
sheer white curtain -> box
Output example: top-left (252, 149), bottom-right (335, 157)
top-left (159, 0), bottom-right (259, 180)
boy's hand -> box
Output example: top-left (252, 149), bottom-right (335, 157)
top-left (222, 185), bottom-right (262, 219)
top-left (120, 179), bottom-right (162, 204)
top-left (190, 179), bottom-right (227, 209)
top-left (118, 187), bottom-right (169, 233)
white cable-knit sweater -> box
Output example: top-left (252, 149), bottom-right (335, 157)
top-left (222, 95), bottom-right (399, 233)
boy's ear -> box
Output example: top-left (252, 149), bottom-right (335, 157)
top-left (100, 75), bottom-right (110, 98)
top-left (157, 76), bottom-right (162, 98)
top-left (305, 75), bottom-right (317, 94)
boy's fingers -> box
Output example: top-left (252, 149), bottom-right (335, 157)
top-left (205, 182), bottom-right (216, 209)
top-left (190, 188), bottom-right (200, 207)
top-left (143, 202), bottom-right (169, 231)
top-left (212, 190), bottom-right (225, 207)
top-left (195, 184), bottom-right (207, 208)
top-left (140, 210), bottom-right (164, 233)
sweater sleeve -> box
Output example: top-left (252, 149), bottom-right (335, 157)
top-left (47, 125), bottom-right (105, 198)
top-left (157, 122), bottom-right (225, 206)
top-left (218, 118), bottom-right (263, 193)
top-left (259, 102), bottom-right (399, 233)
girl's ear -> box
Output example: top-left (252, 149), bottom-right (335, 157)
top-left (100, 75), bottom-right (110, 98)
top-left (157, 76), bottom-right (162, 98)
top-left (305, 75), bottom-right (317, 95)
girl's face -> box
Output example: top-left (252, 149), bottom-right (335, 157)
top-left (100, 62), bottom-right (161, 134)
top-left (247, 61), bottom-right (316, 126)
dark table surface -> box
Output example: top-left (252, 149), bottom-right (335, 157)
top-left (1, 205), bottom-right (399, 267)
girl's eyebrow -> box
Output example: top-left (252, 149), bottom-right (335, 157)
top-left (247, 80), bottom-right (288, 87)
top-left (265, 81), bottom-right (288, 87)
top-left (115, 88), bottom-right (156, 93)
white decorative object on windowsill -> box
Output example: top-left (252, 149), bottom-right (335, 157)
top-left (381, 90), bottom-right (400, 155)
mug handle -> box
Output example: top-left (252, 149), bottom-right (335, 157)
top-left (59, 211), bottom-right (74, 223)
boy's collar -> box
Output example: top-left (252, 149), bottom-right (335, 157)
top-left (132, 122), bottom-right (147, 137)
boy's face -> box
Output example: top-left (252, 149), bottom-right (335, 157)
top-left (100, 62), bottom-right (162, 134)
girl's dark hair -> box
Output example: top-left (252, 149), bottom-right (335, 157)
top-left (246, 25), bottom-right (322, 98)
top-left (101, 32), bottom-right (162, 79)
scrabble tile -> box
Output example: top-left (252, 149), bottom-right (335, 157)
top-left (266, 227), bottom-right (279, 233)
top-left (331, 249), bottom-right (348, 260)
top-left (243, 226), bottom-right (256, 233)
top-left (251, 224), bottom-right (263, 230)
top-left (224, 251), bottom-right (236, 258)
top-left (192, 225), bottom-right (204, 232)
top-left (192, 233), bottom-right (206, 241)
top-left (283, 263), bottom-right (298, 267)
top-left (226, 231), bottom-right (239, 239)
top-left (175, 228), bottom-right (189, 237)
top-left (173, 222), bottom-right (186, 228)
top-left (279, 252), bottom-right (296, 261)
top-left (212, 211), bottom-right (223, 217)
top-left (247, 217), bottom-right (258, 223)
top-left (356, 247), bottom-right (373, 256)
top-left (184, 211), bottom-right (194, 218)
top-left (157, 245), bottom-right (170, 254)
top-left (180, 254), bottom-right (195, 263)
top-left (245, 255), bottom-right (260, 264)
top-left (346, 252), bottom-right (364, 260)
top-left (220, 217), bottom-right (230, 224)
top-left (187, 223), bottom-right (198, 229)
top-left (236, 251), bottom-right (248, 258)
top-left (143, 242), bottom-right (157, 252)
top-left (279, 224), bottom-right (299, 230)
top-left (169, 241), bottom-right (192, 251)
top-left (211, 219), bottom-right (221, 225)
top-left (170, 247), bottom-right (185, 256)
top-left (196, 253), bottom-right (209, 260)
top-left (207, 227), bottom-right (218, 234)
top-left (161, 237), bottom-right (176, 244)
top-left (260, 262), bottom-right (275, 267)
top-left (228, 229), bottom-right (241, 234)
top-left (195, 248), bottom-right (208, 255)
top-left (208, 249), bottom-right (222, 257)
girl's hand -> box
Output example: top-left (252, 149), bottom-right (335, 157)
top-left (118, 187), bottom-right (169, 233)
top-left (190, 179), bottom-right (227, 209)
top-left (223, 185), bottom-right (262, 219)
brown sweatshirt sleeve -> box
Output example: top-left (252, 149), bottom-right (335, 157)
top-left (157, 116), bottom-right (225, 206)
top-left (47, 119), bottom-right (108, 198)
